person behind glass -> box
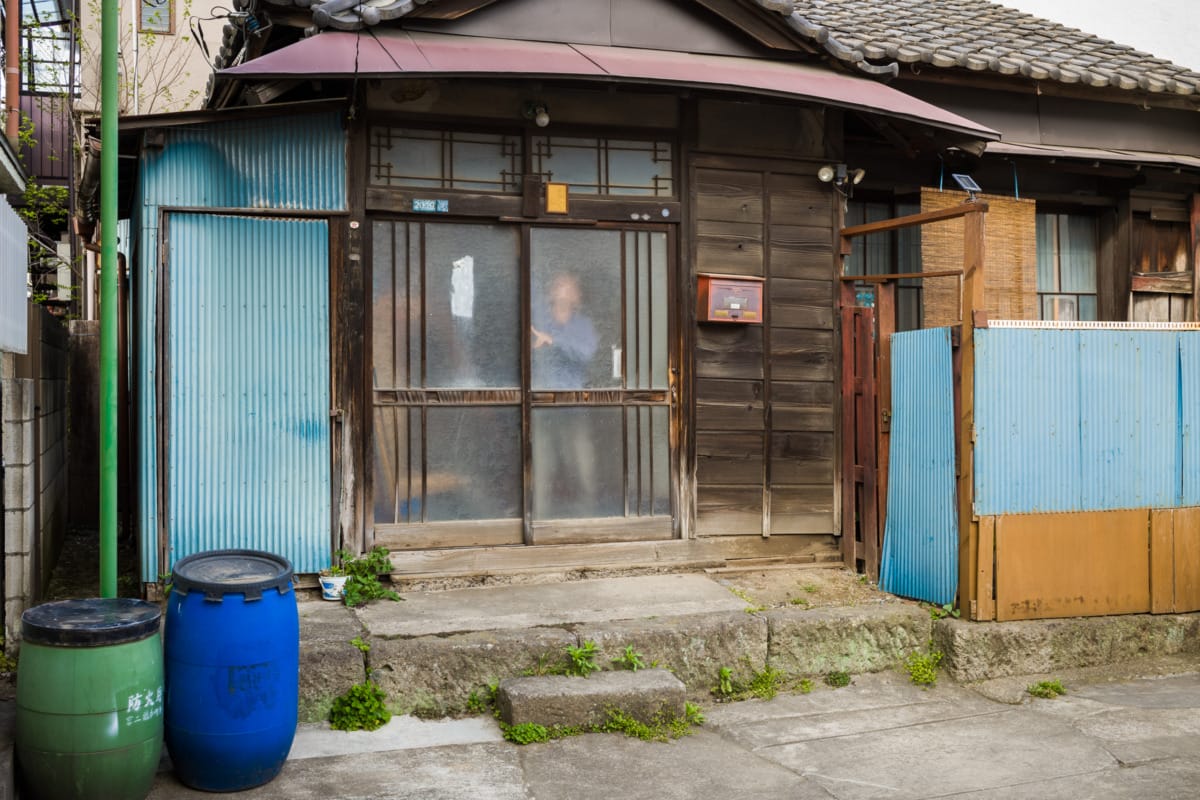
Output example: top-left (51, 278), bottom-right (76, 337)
top-left (531, 272), bottom-right (598, 389)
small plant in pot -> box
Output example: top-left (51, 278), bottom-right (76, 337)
top-left (319, 549), bottom-right (352, 601)
top-left (338, 547), bottom-right (403, 608)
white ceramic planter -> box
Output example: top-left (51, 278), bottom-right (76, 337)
top-left (319, 574), bottom-right (348, 601)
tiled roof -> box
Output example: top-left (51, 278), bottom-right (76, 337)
top-left (772, 0), bottom-right (1200, 96)
top-left (220, 0), bottom-right (1200, 99)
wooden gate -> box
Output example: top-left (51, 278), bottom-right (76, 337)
top-left (839, 291), bottom-right (880, 578)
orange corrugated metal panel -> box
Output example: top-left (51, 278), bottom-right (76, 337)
top-left (994, 510), bottom-right (1150, 621)
top-left (1150, 509), bottom-right (1175, 614)
top-left (1173, 508), bottom-right (1200, 612)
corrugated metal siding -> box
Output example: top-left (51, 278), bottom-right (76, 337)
top-left (976, 328), bottom-right (1190, 516)
top-left (879, 327), bottom-right (958, 605)
top-left (167, 213), bottom-right (330, 574)
top-left (139, 113), bottom-right (346, 211)
top-left (975, 329), bottom-right (1082, 514)
top-left (136, 112), bottom-right (345, 581)
top-left (1182, 334), bottom-right (1200, 506)
top-left (1078, 331), bottom-right (1178, 510)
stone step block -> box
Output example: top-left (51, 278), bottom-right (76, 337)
top-left (497, 669), bottom-right (685, 728)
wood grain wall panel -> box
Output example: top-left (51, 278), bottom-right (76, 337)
top-left (769, 226), bottom-right (833, 280)
top-left (768, 328), bottom-right (834, 381)
top-left (696, 431), bottom-right (764, 485)
top-left (697, 400), bottom-right (765, 431)
top-left (770, 432), bottom-right (834, 484)
top-left (695, 325), bottom-right (764, 380)
top-left (771, 404), bottom-right (834, 431)
top-left (695, 485), bottom-right (763, 536)
top-left (696, 377), bottom-right (764, 403)
top-left (770, 380), bottom-right (835, 406)
top-left (771, 277), bottom-right (835, 330)
top-left (770, 512), bottom-right (835, 535)
top-left (694, 169), bottom-right (764, 222)
top-left (695, 219), bottom-right (764, 275)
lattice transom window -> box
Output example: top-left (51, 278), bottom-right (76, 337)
top-left (531, 136), bottom-right (674, 197)
top-left (369, 127), bottom-right (523, 193)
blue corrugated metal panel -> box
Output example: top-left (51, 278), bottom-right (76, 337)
top-left (975, 328), bottom-right (1082, 515)
top-left (879, 327), bottom-right (958, 605)
top-left (136, 112), bottom-right (345, 580)
top-left (1079, 331), bottom-right (1179, 510)
top-left (1180, 333), bottom-right (1200, 506)
top-left (139, 113), bottom-right (346, 212)
top-left (166, 213), bottom-right (330, 574)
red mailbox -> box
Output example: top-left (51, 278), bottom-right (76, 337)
top-left (697, 274), bottom-right (764, 324)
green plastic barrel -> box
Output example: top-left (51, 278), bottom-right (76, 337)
top-left (16, 598), bottom-right (164, 800)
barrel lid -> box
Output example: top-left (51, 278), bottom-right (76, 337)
top-left (22, 598), bottom-right (162, 647)
top-left (172, 549), bottom-right (294, 602)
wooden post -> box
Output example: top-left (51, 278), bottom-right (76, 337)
top-left (875, 281), bottom-right (895, 545)
top-left (957, 206), bottom-right (988, 620)
top-left (1191, 193), bottom-right (1199, 322)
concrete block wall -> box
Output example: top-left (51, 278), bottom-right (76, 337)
top-left (2, 305), bottom-right (70, 651)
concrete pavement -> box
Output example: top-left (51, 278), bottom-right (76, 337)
top-left (145, 667), bottom-right (1200, 799)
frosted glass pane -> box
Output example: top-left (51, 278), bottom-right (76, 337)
top-left (371, 222), bottom-right (414, 389)
top-left (425, 408), bottom-right (521, 521)
top-left (535, 137), bottom-right (600, 193)
top-left (371, 222), bottom-right (396, 388)
top-left (608, 139), bottom-right (673, 196)
top-left (1059, 216), bottom-right (1097, 293)
top-left (372, 407), bottom-right (417, 524)
top-left (532, 408), bottom-right (624, 519)
top-left (1078, 295), bottom-right (1097, 321)
top-left (424, 224), bottom-right (520, 388)
top-left (531, 229), bottom-right (622, 390)
top-left (652, 405), bottom-right (669, 515)
top-left (374, 129), bottom-right (443, 188)
top-left (1036, 214), bottom-right (1056, 292)
top-left (650, 233), bottom-right (668, 390)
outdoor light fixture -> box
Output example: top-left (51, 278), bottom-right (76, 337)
top-left (816, 164), bottom-right (866, 195)
top-left (522, 102), bottom-right (551, 127)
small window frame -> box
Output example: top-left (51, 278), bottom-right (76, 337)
top-left (139, 0), bottom-right (175, 34)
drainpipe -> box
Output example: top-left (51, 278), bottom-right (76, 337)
top-left (5, 0), bottom-right (19, 143)
top-left (100, 0), bottom-right (118, 596)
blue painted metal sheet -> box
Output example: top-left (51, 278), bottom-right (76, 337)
top-left (1079, 331), bottom-right (1179, 510)
top-left (166, 213), bottom-right (330, 575)
top-left (975, 328), bottom-right (1082, 515)
top-left (1182, 333), bottom-right (1200, 506)
top-left (139, 113), bottom-right (346, 212)
top-left (879, 327), bottom-right (958, 605)
top-left (136, 112), bottom-right (345, 581)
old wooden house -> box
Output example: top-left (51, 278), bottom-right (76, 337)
top-left (116, 0), bottom-right (1200, 611)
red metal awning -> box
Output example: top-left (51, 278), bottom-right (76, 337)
top-left (220, 31), bottom-right (998, 140)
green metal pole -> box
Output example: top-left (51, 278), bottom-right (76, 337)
top-left (99, 0), bottom-right (118, 597)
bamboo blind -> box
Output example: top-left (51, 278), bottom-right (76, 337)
top-left (920, 189), bottom-right (1038, 327)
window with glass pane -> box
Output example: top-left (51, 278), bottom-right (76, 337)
top-left (530, 229), bottom-right (623, 390)
top-left (532, 136), bottom-right (673, 196)
top-left (372, 221), bottom-right (520, 389)
top-left (371, 220), bottom-right (522, 527)
top-left (531, 408), bottom-right (624, 519)
top-left (373, 407), bottom-right (521, 524)
top-left (1036, 213), bottom-right (1097, 321)
top-left (369, 128), bottom-right (522, 192)
top-left (843, 200), bottom-right (923, 331)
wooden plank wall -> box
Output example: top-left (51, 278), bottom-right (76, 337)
top-left (689, 112), bottom-right (836, 543)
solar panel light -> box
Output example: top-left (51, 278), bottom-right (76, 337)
top-left (951, 173), bottom-right (981, 201)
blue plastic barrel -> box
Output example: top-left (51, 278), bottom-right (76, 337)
top-left (164, 549), bottom-right (298, 792)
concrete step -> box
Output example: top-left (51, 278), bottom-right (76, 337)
top-left (497, 669), bottom-right (685, 728)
